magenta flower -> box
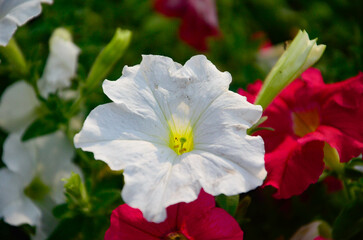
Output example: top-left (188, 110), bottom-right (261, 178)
top-left (105, 189), bottom-right (243, 240)
top-left (154, 0), bottom-right (220, 51)
top-left (239, 68), bottom-right (363, 198)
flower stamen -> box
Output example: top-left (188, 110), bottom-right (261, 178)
top-left (169, 129), bottom-right (193, 155)
top-left (164, 232), bottom-right (189, 240)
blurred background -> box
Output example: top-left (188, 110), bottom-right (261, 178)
top-left (0, 0), bottom-right (362, 239)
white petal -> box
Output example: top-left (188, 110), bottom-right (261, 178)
top-left (0, 17), bottom-right (17, 46)
top-left (291, 221), bottom-right (322, 240)
top-left (142, 54), bottom-right (232, 125)
top-left (3, 197), bottom-right (41, 226)
top-left (75, 103), bottom-right (169, 170)
top-left (193, 92), bottom-right (266, 194)
top-left (0, 169), bottom-right (41, 226)
top-left (31, 131), bottom-right (77, 204)
top-left (184, 147), bottom-right (265, 195)
top-left (0, 81), bottom-right (40, 132)
top-left (0, 169), bottom-right (24, 215)
top-left (3, 132), bottom-right (37, 184)
top-left (0, 0), bottom-right (52, 46)
top-left (122, 150), bottom-right (200, 223)
top-left (4, 131), bottom-right (78, 204)
top-left (38, 33), bottom-right (80, 97)
top-left (103, 55), bottom-right (231, 131)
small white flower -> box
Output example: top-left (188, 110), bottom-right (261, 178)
top-left (0, 0), bottom-right (53, 46)
top-left (38, 28), bottom-right (81, 98)
top-left (0, 80), bottom-right (40, 132)
top-left (0, 131), bottom-right (79, 239)
top-left (290, 221), bottom-right (331, 240)
top-left (0, 28), bottom-right (79, 132)
top-left (75, 55), bottom-right (266, 222)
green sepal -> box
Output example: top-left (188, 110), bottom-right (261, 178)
top-left (62, 172), bottom-right (91, 213)
top-left (247, 116), bottom-right (275, 135)
top-left (215, 194), bottom-right (239, 216)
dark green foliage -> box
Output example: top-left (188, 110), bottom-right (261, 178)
top-left (0, 0), bottom-right (361, 239)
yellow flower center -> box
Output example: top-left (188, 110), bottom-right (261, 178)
top-left (164, 232), bottom-right (189, 240)
top-left (292, 108), bottom-right (320, 137)
top-left (169, 124), bottom-right (193, 155)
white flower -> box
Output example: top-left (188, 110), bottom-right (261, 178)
top-left (290, 221), bottom-right (332, 240)
top-left (0, 28), bottom-right (79, 132)
top-left (38, 28), bottom-right (81, 98)
top-left (0, 130), bottom-right (79, 239)
top-left (74, 55), bottom-right (266, 222)
top-left (0, 0), bottom-right (53, 46)
top-left (0, 80), bottom-right (40, 132)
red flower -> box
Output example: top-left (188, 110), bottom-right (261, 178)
top-left (154, 0), bottom-right (220, 51)
top-left (323, 176), bottom-right (343, 193)
top-left (239, 68), bottom-right (363, 198)
top-left (105, 189), bottom-right (243, 240)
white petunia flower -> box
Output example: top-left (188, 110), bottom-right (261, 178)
top-left (38, 28), bottom-right (81, 98)
top-left (0, 130), bottom-right (79, 239)
top-left (0, 0), bottom-right (53, 46)
top-left (0, 28), bottom-right (79, 132)
top-left (0, 80), bottom-right (40, 132)
top-left (74, 55), bottom-right (266, 222)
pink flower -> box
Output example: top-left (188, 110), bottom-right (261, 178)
top-left (154, 0), bottom-right (220, 51)
top-left (323, 176), bottom-right (343, 193)
top-left (105, 189), bottom-right (243, 240)
top-left (239, 68), bottom-right (363, 198)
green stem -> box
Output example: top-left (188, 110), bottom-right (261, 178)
top-left (0, 38), bottom-right (28, 76)
top-left (341, 176), bottom-right (353, 201)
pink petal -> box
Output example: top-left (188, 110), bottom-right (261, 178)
top-left (105, 190), bottom-right (241, 239)
top-left (154, 0), bottom-right (220, 51)
top-left (315, 125), bottom-right (363, 162)
top-left (237, 80), bottom-right (263, 104)
top-left (154, 0), bottom-right (186, 17)
top-left (263, 136), bottom-right (325, 198)
top-left (105, 204), bottom-right (171, 239)
top-left (184, 207), bottom-right (244, 239)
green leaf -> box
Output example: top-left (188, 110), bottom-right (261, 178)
top-left (215, 194), bottom-right (239, 216)
top-left (52, 203), bottom-right (73, 219)
top-left (91, 189), bottom-right (122, 212)
top-left (332, 199), bottom-right (363, 240)
top-left (21, 116), bottom-right (59, 141)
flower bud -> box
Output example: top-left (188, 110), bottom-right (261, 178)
top-left (255, 30), bottom-right (326, 109)
top-left (85, 28), bottom-right (132, 91)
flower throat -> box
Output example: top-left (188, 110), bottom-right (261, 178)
top-left (169, 125), bottom-right (193, 155)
